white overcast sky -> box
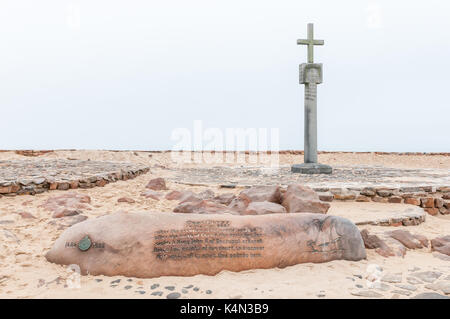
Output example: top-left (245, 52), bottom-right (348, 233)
top-left (0, 0), bottom-right (449, 151)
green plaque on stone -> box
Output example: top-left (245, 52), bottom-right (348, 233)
top-left (78, 235), bottom-right (92, 251)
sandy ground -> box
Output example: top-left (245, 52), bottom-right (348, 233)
top-left (0, 150), bottom-right (449, 299)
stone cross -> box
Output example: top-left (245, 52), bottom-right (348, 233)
top-left (297, 23), bottom-right (324, 63)
top-left (291, 23), bottom-right (332, 174)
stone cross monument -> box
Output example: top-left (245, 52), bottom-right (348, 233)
top-left (291, 23), bottom-right (332, 174)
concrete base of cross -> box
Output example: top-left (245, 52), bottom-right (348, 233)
top-left (291, 163), bottom-right (332, 174)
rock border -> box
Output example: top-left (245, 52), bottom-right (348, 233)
top-left (0, 161), bottom-right (150, 196)
top-left (315, 186), bottom-right (450, 216)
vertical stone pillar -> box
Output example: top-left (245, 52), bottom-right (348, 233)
top-left (291, 63), bottom-right (332, 174)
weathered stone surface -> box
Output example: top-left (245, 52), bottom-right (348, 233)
top-left (388, 196), bottom-right (402, 203)
top-left (425, 281), bottom-right (450, 295)
top-left (350, 290), bottom-right (383, 298)
top-left (411, 292), bottom-right (449, 299)
top-left (281, 185), bottom-right (330, 214)
top-left (165, 190), bottom-right (183, 201)
top-left (434, 198), bottom-right (444, 208)
top-left (146, 178), bottom-right (168, 191)
top-left (140, 190), bottom-right (162, 200)
top-left (174, 200), bottom-right (236, 215)
top-left (331, 188), bottom-right (357, 201)
top-left (431, 235), bottom-right (450, 256)
top-left (410, 271), bottom-right (443, 283)
top-left (355, 195), bottom-right (371, 202)
top-left (424, 208), bottom-right (439, 216)
top-left (213, 193), bottom-right (236, 206)
top-left (395, 284), bottom-right (417, 291)
top-left (404, 198), bottom-right (421, 206)
top-left (317, 192), bottom-right (334, 202)
top-left (372, 196), bottom-right (388, 203)
top-left (377, 189), bottom-right (393, 197)
top-left (117, 197), bottom-right (136, 204)
top-left (45, 211), bottom-right (366, 278)
top-left (387, 230), bottom-right (426, 250)
top-left (15, 211), bottom-right (37, 219)
top-left (420, 197), bottom-right (435, 208)
top-left (244, 201), bottom-right (287, 215)
top-left (360, 187), bottom-right (376, 197)
top-left (360, 229), bottom-right (405, 257)
top-left (198, 190), bottom-right (215, 200)
top-left (178, 192), bottom-right (202, 204)
top-left (40, 192), bottom-right (91, 218)
top-left (239, 186), bottom-right (281, 205)
top-left (381, 273), bottom-right (402, 283)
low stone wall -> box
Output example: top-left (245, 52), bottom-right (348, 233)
top-left (0, 159), bottom-right (150, 196)
top-left (316, 186), bottom-right (450, 216)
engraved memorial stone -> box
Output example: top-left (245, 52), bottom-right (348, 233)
top-left (292, 23), bottom-right (333, 174)
top-left (46, 211), bottom-right (366, 278)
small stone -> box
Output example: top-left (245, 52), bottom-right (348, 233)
top-left (182, 289), bottom-right (188, 294)
top-left (407, 277), bottom-right (422, 285)
top-left (205, 290), bottom-right (212, 294)
top-left (374, 283), bottom-right (391, 292)
top-left (424, 281), bottom-right (450, 294)
top-left (356, 284), bottom-right (363, 288)
top-left (151, 291), bottom-right (163, 296)
top-left (135, 290), bottom-right (146, 295)
top-left (404, 198), bottom-right (421, 206)
top-left (318, 192), bottom-right (334, 202)
top-left (388, 196), bottom-right (402, 203)
top-left (410, 271), bottom-right (442, 283)
top-left (117, 197), bottom-right (135, 204)
top-left (391, 289), bottom-right (411, 296)
top-left (193, 287), bottom-right (200, 291)
top-left (420, 197), bottom-right (435, 208)
top-left (124, 285), bottom-right (132, 290)
top-left (424, 208), bottom-right (439, 216)
top-left (355, 195), bottom-right (371, 202)
top-left (381, 273), bottom-right (402, 283)
top-left (165, 286), bottom-right (175, 291)
top-left (183, 284), bottom-right (193, 289)
top-left (316, 290), bottom-right (326, 297)
top-left (111, 279), bottom-right (121, 284)
top-left (150, 283), bottom-right (160, 289)
top-left (351, 290), bottom-right (383, 298)
top-left (95, 279), bottom-right (103, 282)
top-left (166, 292), bottom-right (181, 299)
top-left (411, 292), bottom-right (450, 299)
top-left (146, 178), bottom-right (168, 191)
top-left (395, 284), bottom-right (417, 291)
top-left (15, 211), bottom-right (37, 219)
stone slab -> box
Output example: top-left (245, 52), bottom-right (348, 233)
top-left (46, 211), bottom-right (366, 278)
top-left (291, 163), bottom-right (332, 174)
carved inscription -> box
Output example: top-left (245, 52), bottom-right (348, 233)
top-left (153, 220), bottom-right (264, 261)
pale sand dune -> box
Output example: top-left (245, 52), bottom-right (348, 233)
top-left (0, 151), bottom-right (449, 299)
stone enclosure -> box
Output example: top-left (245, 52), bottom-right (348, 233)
top-left (0, 159), bottom-right (150, 196)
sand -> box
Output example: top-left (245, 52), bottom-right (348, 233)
top-left (0, 150), bottom-right (449, 299)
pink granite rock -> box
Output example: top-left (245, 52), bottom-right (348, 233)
top-left (238, 186), bottom-right (282, 206)
top-left (281, 185), bottom-right (330, 214)
top-left (146, 178), bottom-right (168, 191)
top-left (431, 235), bottom-right (450, 256)
top-left (213, 193), bottom-right (236, 206)
top-left (173, 200), bottom-right (236, 215)
top-left (40, 192), bottom-right (91, 219)
top-left (45, 211), bottom-right (366, 278)
top-left (244, 201), bottom-right (287, 215)
top-left (140, 190), bottom-right (162, 200)
top-left (117, 197), bottom-right (136, 204)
